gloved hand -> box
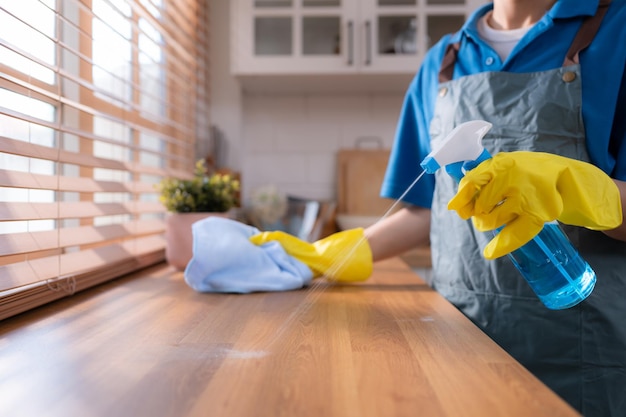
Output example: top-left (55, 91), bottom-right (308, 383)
top-left (249, 228), bottom-right (373, 282)
top-left (448, 151), bottom-right (623, 259)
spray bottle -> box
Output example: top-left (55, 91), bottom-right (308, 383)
top-left (420, 120), bottom-right (595, 310)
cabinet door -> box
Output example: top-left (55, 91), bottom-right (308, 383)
top-left (231, 0), bottom-right (482, 76)
top-left (231, 0), bottom-right (356, 75)
top-left (358, 0), bottom-right (469, 73)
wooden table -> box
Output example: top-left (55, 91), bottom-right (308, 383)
top-left (0, 258), bottom-right (580, 417)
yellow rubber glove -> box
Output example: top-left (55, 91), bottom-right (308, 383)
top-left (249, 228), bottom-right (373, 282)
top-left (448, 151), bottom-right (623, 259)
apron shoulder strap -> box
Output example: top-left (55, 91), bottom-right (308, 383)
top-left (563, 0), bottom-right (611, 66)
top-left (438, 41), bottom-right (460, 84)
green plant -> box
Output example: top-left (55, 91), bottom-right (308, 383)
top-left (158, 159), bottom-right (240, 213)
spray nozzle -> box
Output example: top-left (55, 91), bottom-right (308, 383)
top-left (420, 120), bottom-right (493, 181)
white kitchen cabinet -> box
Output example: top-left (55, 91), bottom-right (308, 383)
top-left (230, 0), bottom-right (485, 76)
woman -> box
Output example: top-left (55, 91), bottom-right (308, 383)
top-left (252, 1), bottom-right (626, 414)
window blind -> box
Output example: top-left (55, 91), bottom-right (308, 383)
top-left (0, 0), bottom-right (210, 320)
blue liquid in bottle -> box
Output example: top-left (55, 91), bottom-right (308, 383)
top-left (504, 222), bottom-right (596, 310)
top-left (420, 120), bottom-right (596, 310)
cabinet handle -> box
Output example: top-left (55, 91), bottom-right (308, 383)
top-left (365, 20), bottom-right (372, 66)
top-left (347, 20), bottom-right (354, 66)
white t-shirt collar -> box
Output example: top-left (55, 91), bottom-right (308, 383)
top-left (477, 11), bottom-right (533, 62)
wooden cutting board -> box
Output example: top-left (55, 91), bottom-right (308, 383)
top-left (337, 148), bottom-right (395, 216)
top-left (337, 147), bottom-right (432, 268)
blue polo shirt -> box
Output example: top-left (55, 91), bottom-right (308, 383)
top-left (381, 0), bottom-right (626, 209)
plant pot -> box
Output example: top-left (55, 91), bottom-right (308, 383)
top-left (165, 211), bottom-right (233, 271)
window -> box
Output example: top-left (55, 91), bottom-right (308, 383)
top-left (0, 0), bottom-right (210, 320)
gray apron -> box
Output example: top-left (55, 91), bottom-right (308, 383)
top-left (427, 2), bottom-right (626, 416)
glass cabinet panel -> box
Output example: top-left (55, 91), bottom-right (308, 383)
top-left (427, 0), bottom-right (464, 4)
top-left (378, 0), bottom-right (416, 5)
top-left (255, 0), bottom-right (292, 7)
top-left (378, 16), bottom-right (417, 55)
top-left (255, 17), bottom-right (292, 55)
top-left (427, 14), bottom-right (464, 47)
top-left (303, 0), bottom-right (340, 6)
top-left (303, 17), bottom-right (341, 55)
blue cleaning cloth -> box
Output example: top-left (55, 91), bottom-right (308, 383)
top-left (184, 217), bottom-right (313, 293)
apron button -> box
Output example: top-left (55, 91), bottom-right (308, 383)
top-left (439, 87), bottom-right (448, 97)
top-left (562, 71), bottom-right (576, 83)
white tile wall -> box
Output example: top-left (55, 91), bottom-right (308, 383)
top-left (208, 0), bottom-right (409, 208)
top-left (240, 92), bottom-right (405, 206)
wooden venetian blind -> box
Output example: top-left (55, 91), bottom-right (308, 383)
top-left (0, 0), bottom-right (210, 320)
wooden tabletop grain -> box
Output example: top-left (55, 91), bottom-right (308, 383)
top-left (0, 258), bottom-right (580, 417)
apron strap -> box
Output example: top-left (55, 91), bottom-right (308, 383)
top-left (438, 41), bottom-right (460, 84)
top-left (438, 0), bottom-right (612, 83)
top-left (563, 0), bottom-right (611, 66)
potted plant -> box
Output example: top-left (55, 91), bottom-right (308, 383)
top-left (158, 159), bottom-right (240, 270)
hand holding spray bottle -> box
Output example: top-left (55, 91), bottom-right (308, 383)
top-left (420, 120), bottom-right (596, 310)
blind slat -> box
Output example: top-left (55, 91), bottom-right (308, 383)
top-left (0, 235), bottom-right (166, 292)
top-left (0, 242), bottom-right (165, 321)
top-left (0, 74), bottom-right (196, 152)
top-left (0, 170), bottom-right (160, 193)
top-left (0, 219), bottom-right (165, 256)
top-left (0, 135), bottom-right (190, 178)
top-left (0, 201), bottom-right (165, 221)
